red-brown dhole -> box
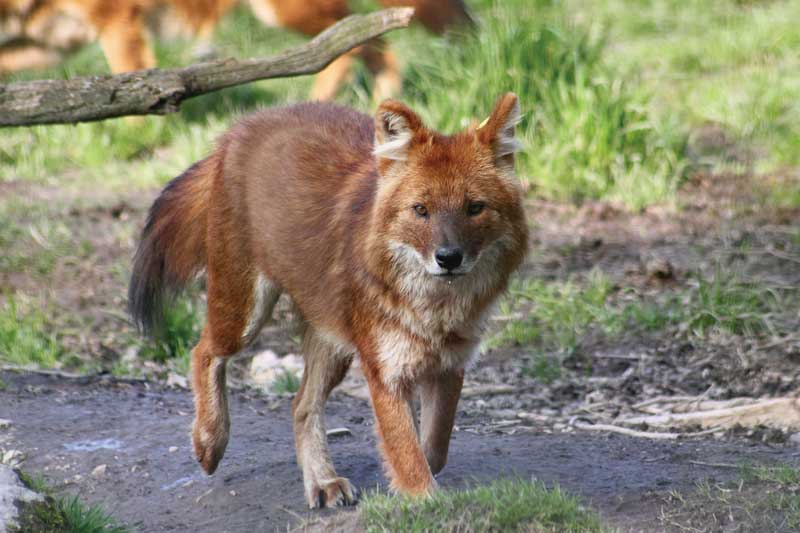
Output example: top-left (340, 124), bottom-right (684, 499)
top-left (129, 93), bottom-right (528, 507)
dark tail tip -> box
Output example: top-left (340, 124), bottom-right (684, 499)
top-left (128, 162), bottom-right (207, 336)
top-left (127, 242), bottom-right (168, 336)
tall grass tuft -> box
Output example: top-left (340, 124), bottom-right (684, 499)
top-left (397, 0), bottom-right (685, 208)
top-left (360, 477), bottom-right (606, 532)
top-left (14, 471), bottom-right (127, 533)
top-left (137, 296), bottom-right (203, 368)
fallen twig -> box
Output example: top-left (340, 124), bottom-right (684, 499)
top-left (688, 460), bottom-right (740, 469)
top-left (461, 384), bottom-right (536, 398)
top-left (572, 422), bottom-right (680, 440)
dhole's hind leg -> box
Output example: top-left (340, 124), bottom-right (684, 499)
top-left (309, 53), bottom-right (354, 101)
top-left (93, 5), bottom-right (156, 73)
top-left (360, 39), bottom-right (401, 102)
top-left (191, 329), bottom-right (233, 473)
top-left (192, 270), bottom-right (280, 474)
top-left (292, 327), bottom-right (355, 508)
top-left (419, 370), bottom-right (464, 475)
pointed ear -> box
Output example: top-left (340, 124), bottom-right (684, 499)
top-left (477, 93), bottom-right (522, 169)
top-left (373, 100), bottom-right (424, 161)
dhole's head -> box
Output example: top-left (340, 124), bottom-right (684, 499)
top-left (371, 93), bottom-right (528, 290)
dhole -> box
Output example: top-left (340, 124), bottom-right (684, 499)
top-left (0, 0), bottom-right (472, 100)
top-left (129, 94), bottom-right (528, 507)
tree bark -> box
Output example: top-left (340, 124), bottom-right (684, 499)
top-left (0, 8), bottom-right (414, 127)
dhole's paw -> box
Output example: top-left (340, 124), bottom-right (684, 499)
top-left (305, 477), bottom-right (358, 509)
top-left (192, 420), bottom-right (229, 475)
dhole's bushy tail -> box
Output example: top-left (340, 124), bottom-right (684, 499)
top-left (128, 150), bottom-right (220, 335)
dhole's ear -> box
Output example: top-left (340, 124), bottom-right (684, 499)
top-left (477, 92), bottom-right (522, 169)
top-left (373, 100), bottom-right (424, 161)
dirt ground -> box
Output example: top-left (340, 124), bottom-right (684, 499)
top-left (2, 369), bottom-right (799, 532)
top-left (2, 171), bottom-right (800, 530)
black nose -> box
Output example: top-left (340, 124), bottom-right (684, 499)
top-left (435, 247), bottom-right (463, 270)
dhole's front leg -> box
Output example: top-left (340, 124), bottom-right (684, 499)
top-left (420, 370), bottom-right (463, 475)
top-left (292, 328), bottom-right (357, 508)
top-left (361, 358), bottom-right (436, 495)
top-left (191, 330), bottom-right (231, 474)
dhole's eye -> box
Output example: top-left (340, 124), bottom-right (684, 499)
top-left (413, 204), bottom-right (429, 217)
top-left (467, 201), bottom-right (485, 216)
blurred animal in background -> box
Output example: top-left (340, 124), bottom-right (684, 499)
top-left (0, 0), bottom-right (473, 100)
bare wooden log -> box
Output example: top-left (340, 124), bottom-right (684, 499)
top-left (0, 7), bottom-right (414, 127)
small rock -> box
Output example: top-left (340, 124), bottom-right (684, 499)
top-left (249, 350), bottom-right (304, 388)
top-left (790, 433), bottom-right (800, 445)
top-left (0, 450), bottom-right (23, 467)
top-left (166, 373), bottom-right (188, 389)
top-left (326, 427), bottom-right (352, 438)
top-left (0, 464), bottom-right (44, 531)
top-left (249, 350), bottom-right (281, 386)
top-left (0, 419), bottom-right (11, 429)
top-left (91, 464), bottom-right (107, 478)
top-left (229, 490), bottom-right (237, 497)
top-left (168, 446), bottom-right (178, 453)
top-left (281, 354), bottom-right (304, 374)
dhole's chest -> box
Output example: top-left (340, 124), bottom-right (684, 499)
top-left (373, 284), bottom-right (491, 387)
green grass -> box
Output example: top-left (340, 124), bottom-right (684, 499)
top-left (0, 203), bottom-right (74, 277)
top-left (682, 270), bottom-right (782, 337)
top-left (137, 296), bottom-right (203, 372)
top-left (739, 464), bottom-right (800, 530)
top-left (573, 0), bottom-right (800, 176)
top-left (13, 471), bottom-right (127, 533)
top-left (396, 0), bottom-right (685, 208)
top-left (0, 7), bottom-right (304, 190)
top-left (741, 464), bottom-right (800, 486)
top-left (493, 270), bottom-right (623, 351)
top-left (661, 463), bottom-right (800, 531)
top-left (3, 1), bottom-right (798, 207)
top-left (360, 478), bottom-right (606, 532)
top-left (0, 298), bottom-right (66, 367)
top-left (0, 1), bottom-right (688, 208)
top-left (270, 369), bottom-right (301, 394)
top-left (493, 269), bottom-right (795, 365)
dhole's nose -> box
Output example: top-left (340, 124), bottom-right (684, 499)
top-left (435, 247), bottom-right (463, 271)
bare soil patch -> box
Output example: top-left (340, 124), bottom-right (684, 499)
top-left (2, 370), bottom-right (798, 532)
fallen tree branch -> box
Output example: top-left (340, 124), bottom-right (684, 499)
top-left (0, 7), bottom-right (414, 126)
top-left (621, 396), bottom-right (800, 430)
